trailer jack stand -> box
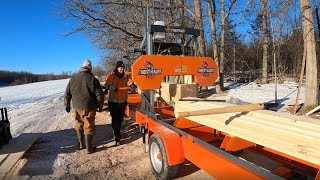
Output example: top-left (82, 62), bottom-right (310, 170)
top-left (140, 123), bottom-right (148, 153)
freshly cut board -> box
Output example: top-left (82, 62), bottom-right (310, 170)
top-left (0, 133), bottom-right (41, 178)
top-left (174, 101), bottom-right (320, 166)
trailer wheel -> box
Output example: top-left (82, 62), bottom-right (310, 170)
top-left (149, 134), bottom-right (179, 179)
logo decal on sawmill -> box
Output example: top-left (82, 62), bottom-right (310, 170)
top-left (138, 60), bottom-right (162, 79)
top-left (198, 60), bottom-right (214, 77)
top-left (174, 66), bottom-right (187, 72)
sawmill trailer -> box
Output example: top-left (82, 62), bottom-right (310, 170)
top-left (123, 15), bottom-right (320, 179)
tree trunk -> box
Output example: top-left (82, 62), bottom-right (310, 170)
top-left (207, 0), bottom-right (221, 92)
top-left (299, 0), bottom-right (318, 107)
top-left (168, 0), bottom-right (174, 26)
top-left (150, 0), bottom-right (156, 23)
top-left (194, 0), bottom-right (206, 56)
top-left (220, 0), bottom-right (225, 88)
top-left (179, 0), bottom-right (185, 27)
top-left (207, 0), bottom-right (218, 62)
top-left (312, 0), bottom-right (320, 40)
top-left (260, 0), bottom-right (269, 84)
top-left (179, 0), bottom-right (185, 44)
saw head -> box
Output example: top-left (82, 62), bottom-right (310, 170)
top-left (131, 55), bottom-right (219, 90)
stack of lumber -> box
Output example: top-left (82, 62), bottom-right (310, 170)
top-left (174, 101), bottom-right (320, 166)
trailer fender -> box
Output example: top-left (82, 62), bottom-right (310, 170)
top-left (149, 126), bottom-right (185, 166)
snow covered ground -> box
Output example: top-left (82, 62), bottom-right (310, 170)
top-left (225, 81), bottom-right (304, 111)
top-left (0, 79), bottom-right (70, 137)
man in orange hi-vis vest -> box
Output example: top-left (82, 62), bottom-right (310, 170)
top-left (103, 61), bottom-right (129, 146)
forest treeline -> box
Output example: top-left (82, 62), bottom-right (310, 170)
top-left (0, 70), bottom-right (71, 86)
top-left (56, 0), bottom-right (320, 107)
top-left (57, 0), bottom-right (320, 82)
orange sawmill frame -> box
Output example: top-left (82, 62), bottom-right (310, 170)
top-left (126, 55), bottom-right (320, 179)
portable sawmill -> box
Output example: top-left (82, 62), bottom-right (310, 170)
top-left (123, 14), bottom-right (320, 180)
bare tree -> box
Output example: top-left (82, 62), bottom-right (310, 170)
top-left (58, 0), bottom-right (146, 53)
top-left (194, 0), bottom-right (206, 56)
top-left (179, 0), bottom-right (185, 27)
top-left (299, 0), bottom-right (318, 107)
top-left (207, 0), bottom-right (221, 91)
top-left (207, 0), bottom-right (219, 65)
top-left (260, 0), bottom-right (269, 84)
top-left (311, 0), bottom-right (320, 40)
top-left (219, 0), bottom-right (238, 89)
top-left (220, 0), bottom-right (226, 88)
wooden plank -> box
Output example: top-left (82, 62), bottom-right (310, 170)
top-left (0, 133), bottom-right (41, 178)
top-left (306, 105), bottom-right (320, 116)
top-left (119, 87), bottom-right (131, 90)
top-left (175, 103), bottom-right (265, 118)
top-left (174, 101), bottom-right (320, 166)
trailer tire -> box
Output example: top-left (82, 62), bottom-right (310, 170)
top-left (149, 134), bottom-right (180, 180)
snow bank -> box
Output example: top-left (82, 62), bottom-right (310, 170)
top-left (0, 79), bottom-right (70, 136)
top-left (226, 81), bottom-right (304, 111)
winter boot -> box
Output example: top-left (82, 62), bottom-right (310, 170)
top-left (85, 134), bottom-right (96, 154)
top-left (115, 140), bottom-right (121, 146)
top-left (76, 130), bottom-right (85, 150)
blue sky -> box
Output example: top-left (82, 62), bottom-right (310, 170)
top-left (0, 0), bottom-right (100, 75)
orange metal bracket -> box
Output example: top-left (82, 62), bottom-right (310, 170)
top-left (220, 135), bottom-right (255, 152)
top-left (149, 125), bottom-right (185, 166)
top-left (135, 111), bottom-right (148, 125)
top-left (174, 117), bottom-right (203, 129)
top-left (154, 106), bottom-right (175, 119)
top-left (127, 93), bottom-right (141, 104)
top-left (183, 126), bottom-right (219, 142)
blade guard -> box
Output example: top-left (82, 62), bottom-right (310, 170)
top-left (131, 55), bottom-right (219, 90)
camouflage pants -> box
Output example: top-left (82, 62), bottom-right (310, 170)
top-left (73, 110), bottom-right (96, 135)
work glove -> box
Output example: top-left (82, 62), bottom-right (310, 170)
top-left (106, 85), bottom-right (117, 92)
top-left (65, 105), bottom-right (71, 113)
top-left (98, 107), bottom-right (103, 112)
top-left (102, 87), bottom-right (107, 93)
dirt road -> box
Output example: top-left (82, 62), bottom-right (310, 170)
top-left (6, 109), bottom-right (211, 180)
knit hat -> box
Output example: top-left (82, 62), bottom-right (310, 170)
top-left (116, 61), bottom-right (125, 69)
top-left (82, 60), bottom-right (92, 71)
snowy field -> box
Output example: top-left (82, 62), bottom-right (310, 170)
top-left (0, 79), bottom-right (70, 137)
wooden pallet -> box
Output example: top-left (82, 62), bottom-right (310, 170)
top-left (0, 133), bottom-right (41, 179)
